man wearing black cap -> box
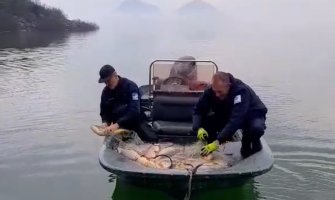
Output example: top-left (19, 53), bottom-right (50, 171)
top-left (193, 72), bottom-right (268, 158)
top-left (98, 65), bottom-right (140, 133)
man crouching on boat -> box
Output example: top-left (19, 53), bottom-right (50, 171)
top-left (98, 65), bottom-right (140, 135)
top-left (192, 72), bottom-right (268, 158)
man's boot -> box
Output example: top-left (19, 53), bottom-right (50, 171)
top-left (240, 135), bottom-right (252, 158)
top-left (251, 138), bottom-right (263, 153)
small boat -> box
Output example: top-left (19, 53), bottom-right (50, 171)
top-left (99, 59), bottom-right (274, 187)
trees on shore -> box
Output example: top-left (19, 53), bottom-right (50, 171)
top-left (0, 0), bottom-right (98, 32)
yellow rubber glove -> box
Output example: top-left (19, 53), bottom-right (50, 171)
top-left (197, 128), bottom-right (208, 141)
top-left (201, 140), bottom-right (219, 156)
top-left (113, 129), bottom-right (132, 135)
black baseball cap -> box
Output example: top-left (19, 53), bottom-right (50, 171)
top-left (98, 65), bottom-right (115, 83)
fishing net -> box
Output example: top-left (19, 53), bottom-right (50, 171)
top-left (91, 126), bottom-right (236, 200)
top-left (101, 130), bottom-right (231, 171)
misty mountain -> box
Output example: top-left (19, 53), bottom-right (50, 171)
top-left (178, 0), bottom-right (218, 16)
top-left (117, 0), bottom-right (160, 15)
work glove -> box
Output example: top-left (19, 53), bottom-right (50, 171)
top-left (201, 140), bottom-right (219, 156)
top-left (197, 128), bottom-right (208, 141)
top-left (113, 128), bottom-right (132, 135)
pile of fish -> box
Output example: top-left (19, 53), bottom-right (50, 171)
top-left (91, 125), bottom-right (232, 171)
top-left (117, 141), bottom-right (231, 171)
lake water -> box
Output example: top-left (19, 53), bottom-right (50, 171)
top-left (0, 7), bottom-right (335, 200)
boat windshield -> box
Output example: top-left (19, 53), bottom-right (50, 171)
top-left (150, 60), bottom-right (218, 93)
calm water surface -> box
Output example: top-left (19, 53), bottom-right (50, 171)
top-left (0, 6), bottom-right (335, 200)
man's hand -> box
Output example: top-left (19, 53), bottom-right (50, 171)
top-left (201, 140), bottom-right (219, 156)
top-left (197, 128), bottom-right (208, 141)
top-left (105, 123), bottom-right (120, 134)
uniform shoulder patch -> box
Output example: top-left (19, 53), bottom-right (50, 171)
top-left (234, 95), bottom-right (242, 104)
top-left (132, 92), bottom-right (139, 100)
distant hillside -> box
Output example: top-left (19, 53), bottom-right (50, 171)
top-left (0, 0), bottom-right (98, 32)
top-left (178, 0), bottom-right (218, 15)
top-left (117, 0), bottom-right (160, 15)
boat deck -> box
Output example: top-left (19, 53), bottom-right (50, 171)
top-left (99, 138), bottom-right (273, 182)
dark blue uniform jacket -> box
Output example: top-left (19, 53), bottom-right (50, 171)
top-left (100, 77), bottom-right (140, 127)
top-left (193, 74), bottom-right (267, 142)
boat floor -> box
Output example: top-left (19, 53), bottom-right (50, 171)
top-left (99, 138), bottom-right (274, 182)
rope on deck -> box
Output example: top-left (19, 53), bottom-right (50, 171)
top-left (184, 163), bottom-right (203, 200)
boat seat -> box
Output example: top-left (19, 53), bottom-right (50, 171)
top-left (152, 121), bottom-right (193, 136)
top-left (151, 95), bottom-right (199, 136)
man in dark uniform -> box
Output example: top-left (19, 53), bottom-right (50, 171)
top-left (192, 72), bottom-right (267, 158)
top-left (98, 65), bottom-right (140, 133)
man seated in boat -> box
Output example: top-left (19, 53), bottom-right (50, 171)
top-left (169, 56), bottom-right (197, 83)
top-left (98, 65), bottom-right (140, 135)
top-left (154, 56), bottom-right (208, 91)
top-left (192, 72), bottom-right (268, 158)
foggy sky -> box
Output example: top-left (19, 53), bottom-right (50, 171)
top-left (39, 0), bottom-right (335, 27)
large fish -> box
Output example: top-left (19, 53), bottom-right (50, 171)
top-left (144, 145), bottom-right (160, 158)
top-left (158, 146), bottom-right (181, 157)
top-left (120, 143), bottom-right (153, 156)
top-left (137, 157), bottom-right (156, 168)
top-left (90, 125), bottom-right (132, 136)
top-left (117, 147), bottom-right (140, 161)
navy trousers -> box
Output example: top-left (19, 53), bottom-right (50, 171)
top-left (202, 112), bottom-right (266, 144)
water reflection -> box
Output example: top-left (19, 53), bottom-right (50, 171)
top-left (111, 178), bottom-right (260, 200)
top-left (0, 31), bottom-right (70, 49)
top-left (1, 0), bottom-right (335, 199)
